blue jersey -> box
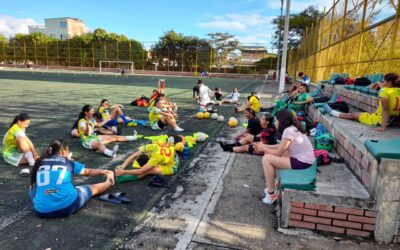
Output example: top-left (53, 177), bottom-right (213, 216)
top-left (32, 156), bottom-right (85, 213)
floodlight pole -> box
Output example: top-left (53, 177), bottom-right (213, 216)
top-left (276, 0), bottom-right (284, 82)
top-left (279, 0), bottom-right (290, 93)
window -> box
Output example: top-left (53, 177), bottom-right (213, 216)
top-left (60, 21), bottom-right (67, 28)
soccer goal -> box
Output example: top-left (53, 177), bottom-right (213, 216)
top-left (99, 60), bottom-right (135, 75)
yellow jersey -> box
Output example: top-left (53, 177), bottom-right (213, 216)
top-left (249, 96), bottom-right (261, 113)
top-left (378, 87), bottom-right (400, 116)
top-left (77, 118), bottom-right (95, 139)
top-left (98, 107), bottom-right (110, 120)
top-left (139, 143), bottom-right (176, 168)
top-left (2, 124), bottom-right (25, 154)
top-left (149, 107), bottom-right (161, 124)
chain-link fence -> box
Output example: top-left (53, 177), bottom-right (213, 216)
top-left (0, 39), bottom-right (276, 75)
top-left (288, 0), bottom-right (400, 82)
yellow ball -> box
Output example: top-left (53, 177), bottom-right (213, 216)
top-left (203, 112), bottom-right (210, 119)
top-left (228, 117), bottom-right (238, 127)
top-left (197, 112), bottom-right (204, 119)
top-left (175, 142), bottom-right (184, 152)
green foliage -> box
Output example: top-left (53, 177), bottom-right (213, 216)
top-left (272, 5), bottom-right (322, 50)
top-left (0, 34), bottom-right (6, 43)
top-left (255, 57), bottom-right (277, 73)
top-left (207, 32), bottom-right (240, 68)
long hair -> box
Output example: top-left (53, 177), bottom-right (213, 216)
top-left (98, 99), bottom-right (109, 111)
top-left (9, 113), bottom-right (30, 129)
top-left (31, 139), bottom-right (69, 186)
top-left (384, 73), bottom-right (400, 87)
top-left (77, 104), bottom-right (93, 121)
top-left (245, 108), bottom-right (256, 117)
top-left (262, 112), bottom-right (275, 128)
top-left (275, 109), bottom-right (306, 134)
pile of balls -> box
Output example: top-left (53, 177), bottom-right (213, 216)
top-left (197, 112), bottom-right (224, 122)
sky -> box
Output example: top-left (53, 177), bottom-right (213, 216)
top-left (0, 0), bottom-right (332, 50)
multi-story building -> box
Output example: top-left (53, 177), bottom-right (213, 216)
top-left (239, 46), bottom-right (268, 66)
top-left (28, 17), bottom-right (85, 40)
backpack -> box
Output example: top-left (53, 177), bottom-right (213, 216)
top-left (314, 149), bottom-right (331, 166)
top-left (354, 77), bottom-right (371, 86)
top-left (335, 77), bottom-right (346, 85)
top-left (328, 102), bottom-right (349, 113)
top-left (313, 96), bottom-right (330, 103)
top-left (345, 78), bottom-right (355, 85)
top-left (296, 111), bottom-right (315, 133)
top-left (315, 133), bottom-right (334, 152)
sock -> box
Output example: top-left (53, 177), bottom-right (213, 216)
top-left (330, 110), bottom-right (341, 117)
top-left (235, 142), bottom-right (242, 147)
top-left (24, 152), bottom-right (35, 167)
top-left (116, 174), bottom-right (140, 183)
top-left (125, 136), bottom-right (137, 141)
top-left (104, 149), bottom-right (113, 157)
top-left (268, 190), bottom-right (275, 195)
top-left (120, 114), bottom-right (131, 124)
top-left (219, 142), bottom-right (233, 152)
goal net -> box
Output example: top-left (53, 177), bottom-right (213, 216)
top-left (99, 60), bottom-right (135, 75)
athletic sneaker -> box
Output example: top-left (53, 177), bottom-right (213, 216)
top-left (174, 127), bottom-right (184, 132)
top-left (322, 103), bottom-right (332, 115)
top-left (112, 144), bottom-right (119, 158)
top-left (132, 130), bottom-right (138, 140)
top-left (219, 142), bottom-right (233, 152)
top-left (127, 121), bottom-right (137, 127)
top-left (262, 190), bottom-right (279, 205)
top-left (263, 178), bottom-right (280, 194)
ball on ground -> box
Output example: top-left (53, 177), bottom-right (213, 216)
top-left (228, 117), bottom-right (238, 127)
top-left (217, 115), bottom-right (225, 122)
top-left (203, 112), bottom-right (210, 119)
top-left (196, 132), bottom-right (207, 142)
top-left (211, 113), bottom-right (218, 120)
top-left (197, 112), bottom-right (204, 119)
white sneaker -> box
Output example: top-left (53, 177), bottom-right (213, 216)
top-left (174, 127), bottom-right (184, 132)
top-left (112, 144), bottom-right (119, 158)
top-left (262, 190), bottom-right (279, 205)
top-left (264, 178), bottom-right (280, 194)
top-left (111, 126), bottom-right (118, 134)
top-left (132, 130), bottom-right (138, 140)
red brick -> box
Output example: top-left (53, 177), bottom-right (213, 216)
top-left (318, 211), bottom-right (347, 220)
top-left (316, 224), bottom-right (345, 234)
top-left (290, 201), bottom-right (304, 208)
top-left (346, 228), bottom-right (371, 237)
top-left (354, 149), bottom-right (362, 164)
top-left (364, 211), bottom-right (376, 218)
top-left (291, 207), bottom-right (317, 216)
top-left (288, 220), bottom-right (315, 230)
top-left (362, 224), bottom-right (375, 231)
top-left (333, 220), bottom-right (362, 229)
top-left (348, 215), bottom-right (375, 224)
top-left (289, 213), bottom-right (302, 221)
top-left (334, 207), bottom-right (364, 216)
top-left (348, 143), bottom-right (355, 156)
top-left (303, 215), bottom-right (332, 225)
top-left (304, 203), bottom-right (333, 212)
top-left (360, 156), bottom-right (370, 171)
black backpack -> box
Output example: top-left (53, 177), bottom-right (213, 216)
top-left (335, 77), bottom-right (346, 85)
top-left (354, 77), bottom-right (371, 86)
top-left (328, 102), bottom-right (349, 113)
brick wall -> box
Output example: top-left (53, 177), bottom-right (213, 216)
top-left (288, 201), bottom-right (376, 238)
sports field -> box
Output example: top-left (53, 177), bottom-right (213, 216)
top-left (0, 70), bottom-right (263, 249)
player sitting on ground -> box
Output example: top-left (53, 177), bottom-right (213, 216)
top-left (98, 99), bottom-right (136, 126)
top-left (323, 72), bottom-right (400, 132)
top-left (71, 112), bottom-right (120, 138)
top-left (214, 88), bottom-right (223, 101)
top-left (220, 112), bottom-right (276, 154)
top-left (219, 108), bottom-right (262, 151)
top-left (235, 92), bottom-right (261, 113)
top-left (2, 113), bottom-right (39, 167)
top-left (77, 105), bottom-right (138, 157)
top-left (115, 142), bottom-right (183, 183)
top-left (149, 99), bottom-right (184, 132)
top-left (220, 87), bottom-right (240, 105)
top-left (30, 139), bottom-right (114, 218)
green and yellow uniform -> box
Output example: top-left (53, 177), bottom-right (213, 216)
top-left (358, 87), bottom-right (400, 126)
top-left (249, 96), bottom-right (261, 113)
top-left (149, 107), bottom-right (164, 130)
top-left (78, 118), bottom-right (102, 149)
top-left (138, 143), bottom-right (179, 175)
top-left (2, 124), bottom-right (25, 166)
top-left (98, 107), bottom-right (110, 120)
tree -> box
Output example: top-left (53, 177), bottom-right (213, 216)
top-left (272, 5), bottom-right (322, 50)
top-left (207, 32), bottom-right (240, 70)
top-left (0, 34), bottom-right (7, 43)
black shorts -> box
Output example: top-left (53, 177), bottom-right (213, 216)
top-left (290, 157), bottom-right (312, 170)
top-left (253, 137), bottom-right (261, 142)
top-left (157, 120), bottom-right (166, 129)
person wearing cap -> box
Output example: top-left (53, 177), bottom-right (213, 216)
top-left (235, 91), bottom-right (261, 113)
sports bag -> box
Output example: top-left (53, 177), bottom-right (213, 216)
top-left (334, 77), bottom-right (346, 85)
top-left (354, 77), bottom-right (371, 86)
top-left (314, 149), bottom-right (331, 166)
top-left (328, 102), bottom-right (349, 113)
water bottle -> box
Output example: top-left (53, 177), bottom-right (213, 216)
top-left (315, 123), bottom-right (326, 137)
top-left (183, 143), bottom-right (190, 159)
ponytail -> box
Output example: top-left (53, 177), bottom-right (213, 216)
top-left (77, 104), bottom-right (93, 121)
top-left (98, 99), bottom-right (109, 111)
top-left (9, 113), bottom-right (30, 129)
top-left (383, 73), bottom-right (400, 88)
top-left (31, 139), bottom-right (69, 186)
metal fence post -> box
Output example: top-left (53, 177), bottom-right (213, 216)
top-left (92, 43), bottom-right (95, 68)
top-left (34, 40), bottom-right (37, 66)
top-left (388, 0), bottom-right (400, 64)
top-left (56, 40), bottom-right (60, 66)
top-left (67, 39), bottom-right (71, 67)
top-left (355, 0), bottom-right (369, 75)
top-left (45, 41), bottom-right (48, 67)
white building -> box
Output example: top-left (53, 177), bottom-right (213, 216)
top-left (28, 17), bottom-right (85, 40)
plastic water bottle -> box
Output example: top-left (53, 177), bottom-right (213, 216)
top-left (183, 143), bottom-right (190, 159)
top-left (315, 123), bottom-right (326, 137)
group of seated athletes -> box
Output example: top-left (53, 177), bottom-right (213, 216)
top-left (1, 86), bottom-right (188, 218)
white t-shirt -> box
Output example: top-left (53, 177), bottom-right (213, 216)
top-left (282, 125), bottom-right (315, 164)
top-left (199, 85), bottom-right (211, 105)
top-left (227, 92), bottom-right (240, 102)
